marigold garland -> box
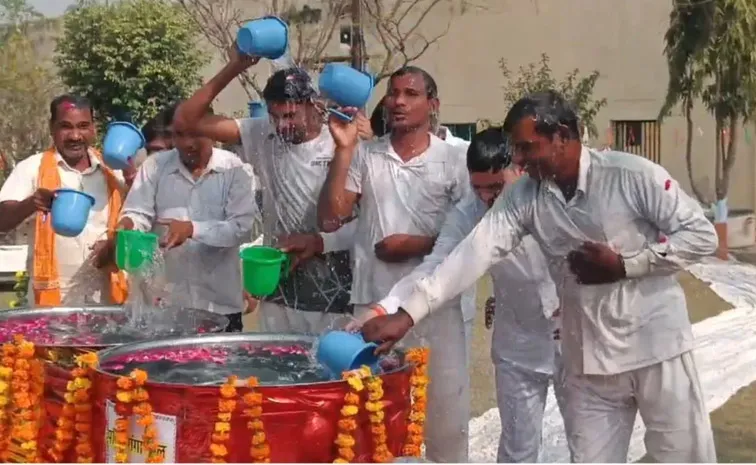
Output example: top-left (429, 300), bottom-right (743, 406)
top-left (365, 373), bottom-right (392, 463)
top-left (0, 338), bottom-right (16, 457)
top-left (130, 369), bottom-right (162, 463)
top-left (333, 366), bottom-right (371, 463)
top-left (114, 370), bottom-right (136, 463)
top-left (3, 335), bottom-right (40, 463)
top-left (402, 348), bottom-right (430, 457)
top-left (210, 375), bottom-right (238, 463)
top-left (243, 377), bottom-right (270, 463)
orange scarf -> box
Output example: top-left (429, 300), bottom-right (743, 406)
top-left (33, 148), bottom-right (129, 306)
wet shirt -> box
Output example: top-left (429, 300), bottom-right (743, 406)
top-left (346, 134), bottom-right (470, 305)
top-left (236, 118), bottom-right (353, 314)
top-left (0, 150), bottom-right (123, 303)
top-left (380, 191), bottom-right (558, 373)
top-left (401, 147), bottom-right (718, 375)
top-left (120, 148), bottom-right (256, 315)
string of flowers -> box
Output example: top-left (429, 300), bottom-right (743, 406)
top-left (131, 369), bottom-right (162, 463)
top-left (28, 355), bottom-right (45, 462)
top-left (0, 337), bottom-right (18, 457)
top-left (6, 335), bottom-right (39, 462)
top-left (8, 270), bottom-right (29, 308)
top-left (334, 366), bottom-right (371, 463)
top-left (70, 352), bottom-right (98, 463)
top-left (210, 375), bottom-right (238, 463)
top-left (243, 377), bottom-right (270, 463)
top-left (402, 348), bottom-right (430, 457)
top-left (365, 372), bottom-right (392, 463)
top-left (114, 370), bottom-right (137, 463)
top-left (48, 363), bottom-right (81, 462)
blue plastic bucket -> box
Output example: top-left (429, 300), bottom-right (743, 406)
top-left (248, 101), bottom-right (267, 118)
top-left (316, 330), bottom-right (380, 376)
top-left (51, 189), bottom-right (95, 237)
top-left (237, 16), bottom-right (288, 60)
top-left (102, 122), bottom-right (145, 171)
top-left (318, 63), bottom-right (374, 120)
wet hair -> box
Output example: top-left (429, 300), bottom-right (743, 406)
top-left (50, 94), bottom-right (93, 122)
top-left (262, 68), bottom-right (316, 103)
top-left (370, 96), bottom-right (390, 137)
top-left (467, 127), bottom-right (511, 173)
top-left (502, 90), bottom-right (581, 141)
top-left (142, 104), bottom-right (177, 144)
top-left (389, 66), bottom-right (438, 99)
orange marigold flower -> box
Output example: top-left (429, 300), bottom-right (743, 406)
top-left (337, 447), bottom-right (356, 462)
top-left (246, 420), bottom-right (264, 431)
top-left (76, 352), bottom-right (98, 368)
top-left (218, 399), bottom-right (236, 412)
top-left (116, 377), bottom-right (134, 390)
top-left (130, 369), bottom-right (148, 386)
top-left (344, 392), bottom-right (360, 405)
top-left (250, 444), bottom-right (271, 459)
top-left (244, 406), bottom-right (263, 417)
top-left (246, 377), bottom-right (259, 388)
top-left (243, 392), bottom-right (263, 405)
top-left (219, 384), bottom-right (236, 399)
top-left (251, 431), bottom-right (266, 445)
top-left (338, 418), bottom-right (357, 432)
top-left (217, 412), bottom-right (232, 422)
top-left (211, 432), bottom-right (230, 443)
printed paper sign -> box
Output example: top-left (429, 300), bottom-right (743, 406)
top-left (104, 399), bottom-right (177, 463)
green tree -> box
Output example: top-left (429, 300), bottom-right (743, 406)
top-left (55, 0), bottom-right (208, 127)
top-left (0, 0), bottom-right (59, 181)
top-left (499, 53), bottom-right (607, 139)
top-left (660, 0), bottom-right (756, 205)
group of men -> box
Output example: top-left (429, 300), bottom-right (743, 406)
top-left (0, 37), bottom-right (721, 463)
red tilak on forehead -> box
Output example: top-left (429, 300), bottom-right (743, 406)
top-left (61, 102), bottom-right (77, 111)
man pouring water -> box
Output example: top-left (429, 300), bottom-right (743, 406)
top-left (362, 90), bottom-right (718, 462)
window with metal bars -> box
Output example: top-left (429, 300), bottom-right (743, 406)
top-left (611, 120), bottom-right (662, 163)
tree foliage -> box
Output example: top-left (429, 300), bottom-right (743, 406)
top-left (661, 0), bottom-right (756, 203)
top-left (0, 0), bottom-right (59, 180)
top-left (499, 53), bottom-right (607, 139)
top-left (55, 0), bottom-right (208, 127)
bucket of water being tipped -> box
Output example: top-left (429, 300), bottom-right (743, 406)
top-left (240, 246), bottom-right (290, 297)
top-left (316, 330), bottom-right (380, 377)
top-left (236, 16), bottom-right (288, 60)
top-left (51, 188), bottom-right (95, 237)
top-left (318, 63), bottom-right (374, 120)
top-left (102, 121), bottom-right (145, 171)
top-left (115, 229), bottom-right (159, 272)
top-left (248, 101), bottom-right (267, 118)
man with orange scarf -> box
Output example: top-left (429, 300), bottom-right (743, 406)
top-left (0, 94), bottom-right (128, 306)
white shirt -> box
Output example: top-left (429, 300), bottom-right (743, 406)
top-left (236, 118), bottom-right (352, 314)
top-left (379, 192), bottom-right (558, 373)
top-left (346, 134), bottom-right (470, 305)
top-left (438, 126), bottom-right (471, 150)
top-left (0, 150), bottom-right (124, 303)
top-left (401, 147), bottom-right (718, 375)
top-left (120, 148), bottom-right (256, 315)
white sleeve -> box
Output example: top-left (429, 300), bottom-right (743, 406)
top-left (321, 219), bottom-right (357, 253)
top-left (120, 156), bottom-right (159, 232)
top-left (235, 118), bottom-right (272, 167)
top-left (0, 156), bottom-right (37, 203)
top-left (345, 143), bottom-right (365, 195)
top-left (401, 180), bottom-right (533, 324)
top-left (378, 201), bottom-right (475, 314)
top-left (192, 165), bottom-right (257, 248)
top-left (622, 165), bottom-right (718, 278)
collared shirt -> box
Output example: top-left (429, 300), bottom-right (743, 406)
top-left (235, 118), bottom-right (353, 314)
top-left (380, 191), bottom-right (558, 373)
top-left (346, 133), bottom-right (470, 305)
top-left (120, 148), bottom-right (256, 315)
top-left (0, 150), bottom-right (124, 303)
top-left (402, 147), bottom-right (718, 375)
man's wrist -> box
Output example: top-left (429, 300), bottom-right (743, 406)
top-left (397, 308), bottom-right (415, 327)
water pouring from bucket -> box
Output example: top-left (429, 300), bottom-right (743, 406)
top-left (102, 121), bottom-right (145, 170)
top-left (248, 101), bottom-right (268, 118)
top-left (50, 188), bottom-right (95, 237)
top-left (239, 246), bottom-right (291, 297)
top-left (318, 63), bottom-right (374, 121)
top-left (115, 230), bottom-right (159, 273)
top-left (236, 16), bottom-right (289, 60)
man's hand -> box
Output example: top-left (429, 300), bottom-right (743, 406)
top-left (361, 309), bottom-right (415, 355)
top-left (328, 108), bottom-right (360, 149)
top-left (374, 234), bottom-right (434, 263)
top-left (567, 241), bottom-right (626, 285)
top-left (157, 218), bottom-right (193, 249)
top-left (243, 291), bottom-right (259, 314)
top-left (32, 188), bottom-right (55, 213)
top-left (277, 233), bottom-right (324, 269)
top-left (227, 41), bottom-right (261, 72)
top-left (90, 238), bottom-right (116, 269)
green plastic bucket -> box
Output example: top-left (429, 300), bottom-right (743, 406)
top-left (240, 246), bottom-right (290, 297)
top-left (115, 230), bottom-right (159, 272)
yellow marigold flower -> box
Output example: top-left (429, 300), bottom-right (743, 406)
top-left (116, 391), bottom-right (132, 403)
top-left (76, 352), bottom-right (99, 368)
top-left (369, 411), bottom-right (385, 423)
top-left (214, 422), bottom-right (231, 433)
top-left (251, 431), bottom-right (266, 445)
top-left (365, 400), bottom-right (383, 412)
top-left (340, 404), bottom-right (359, 417)
top-left (0, 366), bottom-right (12, 378)
top-left (334, 433), bottom-right (355, 448)
top-left (345, 376), bottom-right (364, 392)
top-left (130, 369), bottom-right (148, 385)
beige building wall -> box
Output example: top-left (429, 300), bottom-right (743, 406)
top-left (215, 0), bottom-right (756, 212)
